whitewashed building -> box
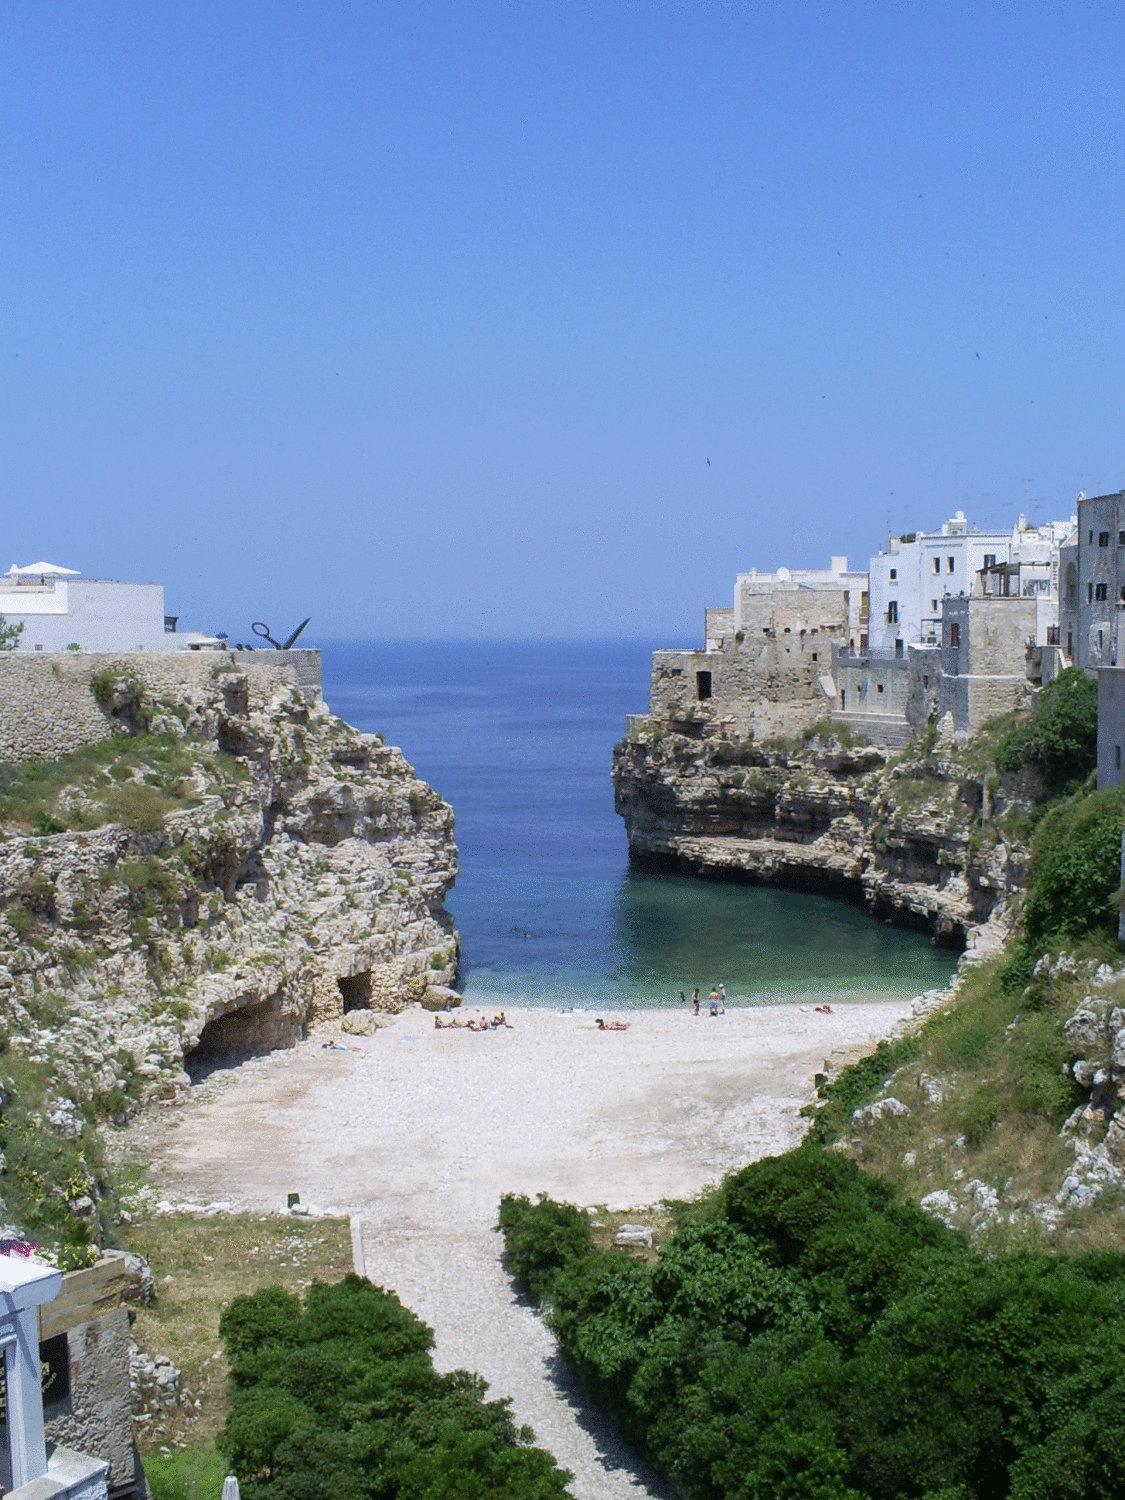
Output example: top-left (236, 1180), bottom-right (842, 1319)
top-left (0, 562), bottom-right (215, 653)
top-left (868, 512), bottom-right (1075, 655)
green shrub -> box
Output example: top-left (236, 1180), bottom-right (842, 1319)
top-left (995, 668), bottom-right (1098, 790)
top-left (497, 1194), bottom-right (594, 1302)
top-left (501, 1151), bottom-right (1125, 1499)
top-left (89, 668), bottom-right (118, 706)
top-left (1022, 785), bottom-right (1125, 948)
top-left (218, 1275), bottom-right (572, 1497)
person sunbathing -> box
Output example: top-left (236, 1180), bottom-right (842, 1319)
top-left (595, 1018), bottom-right (629, 1031)
top-left (493, 1012), bottom-right (512, 1028)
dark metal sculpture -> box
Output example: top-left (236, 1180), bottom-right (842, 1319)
top-left (251, 618), bottom-right (311, 650)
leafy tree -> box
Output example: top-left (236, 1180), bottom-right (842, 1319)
top-left (995, 668), bottom-right (1098, 789)
top-left (1022, 785), bottom-right (1125, 947)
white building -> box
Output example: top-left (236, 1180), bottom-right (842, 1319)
top-left (0, 561), bottom-right (218, 653)
top-left (868, 512), bottom-right (1075, 655)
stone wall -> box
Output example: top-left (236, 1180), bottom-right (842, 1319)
top-left (1097, 666), bottom-right (1125, 790)
top-left (231, 647), bottom-right (322, 695)
top-left (0, 651), bottom-right (320, 764)
top-left (46, 1308), bottom-right (135, 1494)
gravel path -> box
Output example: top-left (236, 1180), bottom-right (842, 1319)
top-left (137, 1000), bottom-right (911, 1495)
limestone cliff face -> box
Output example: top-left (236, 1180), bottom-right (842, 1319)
top-left (0, 667), bottom-right (459, 1137)
top-left (613, 726), bottom-right (1030, 947)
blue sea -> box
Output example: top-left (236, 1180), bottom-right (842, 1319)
top-left (322, 640), bottom-right (956, 1008)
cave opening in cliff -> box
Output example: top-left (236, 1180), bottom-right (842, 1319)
top-left (186, 994), bottom-right (300, 1080)
top-left (337, 971), bottom-right (374, 1012)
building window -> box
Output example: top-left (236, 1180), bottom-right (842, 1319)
top-left (895, 638), bottom-right (904, 658)
top-left (811, 652), bottom-right (817, 661)
top-left (889, 568), bottom-right (897, 580)
top-left (695, 670), bottom-right (712, 702)
top-left (1097, 630), bottom-right (1104, 652)
top-left (1089, 529), bottom-right (1094, 544)
top-left (1095, 583), bottom-right (1108, 601)
top-left (947, 556), bottom-right (955, 573)
top-left (1098, 531), bottom-right (1110, 547)
top-left (1120, 586), bottom-right (1125, 602)
top-left (859, 632), bottom-right (868, 651)
top-left (1067, 630), bottom-right (1073, 656)
top-left (1088, 583), bottom-right (1094, 603)
top-left (1117, 745), bottom-right (1122, 771)
top-left (877, 683), bottom-right (884, 693)
top-left (933, 557), bottom-right (941, 574)
top-left (886, 600), bottom-right (898, 624)
top-left (948, 622), bottom-right (960, 648)
top-left (983, 553), bottom-right (996, 569)
top-left (1118, 530), bottom-right (1125, 545)
top-left (840, 690), bottom-right (846, 709)
top-left (931, 599), bottom-right (938, 611)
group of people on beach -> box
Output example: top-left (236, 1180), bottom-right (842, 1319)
top-left (680, 984), bottom-right (727, 1017)
top-left (434, 1012), bottom-right (512, 1031)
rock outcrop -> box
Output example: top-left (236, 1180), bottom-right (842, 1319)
top-left (0, 664), bottom-right (458, 1245)
top-left (1057, 957), bottom-right (1125, 1207)
top-left (613, 725), bottom-right (1031, 946)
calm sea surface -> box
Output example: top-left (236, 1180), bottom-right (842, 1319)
top-left (322, 640), bottom-right (956, 1008)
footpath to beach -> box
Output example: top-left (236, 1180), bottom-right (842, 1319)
top-left (138, 1000), bottom-right (912, 1498)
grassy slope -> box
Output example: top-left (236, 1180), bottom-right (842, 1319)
top-left (0, 732), bottom-right (248, 836)
top-left (804, 943), bottom-right (1123, 1252)
top-left (121, 1211), bottom-right (354, 1497)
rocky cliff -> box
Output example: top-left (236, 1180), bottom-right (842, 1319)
top-left (0, 663), bottom-right (458, 1253)
top-left (613, 722), bottom-right (1032, 948)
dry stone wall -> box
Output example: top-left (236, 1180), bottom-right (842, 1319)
top-left (0, 651), bottom-right (317, 764)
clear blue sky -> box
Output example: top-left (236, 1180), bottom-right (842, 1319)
top-left (3, 2), bottom-right (1122, 641)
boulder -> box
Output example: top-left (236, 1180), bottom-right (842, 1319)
top-left (121, 1251), bottom-right (157, 1306)
top-left (340, 1010), bottom-right (390, 1036)
top-left (421, 985), bottom-right (463, 1012)
top-left (613, 1224), bottom-right (654, 1249)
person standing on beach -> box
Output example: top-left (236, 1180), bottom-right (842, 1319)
top-left (692, 988), bottom-right (700, 1016)
top-left (718, 983), bottom-right (726, 1013)
top-left (708, 987), bottom-right (720, 1017)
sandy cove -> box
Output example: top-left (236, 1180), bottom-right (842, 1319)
top-left (133, 999), bottom-right (912, 1497)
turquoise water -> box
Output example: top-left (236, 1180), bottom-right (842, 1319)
top-left (323, 641), bottom-right (956, 1007)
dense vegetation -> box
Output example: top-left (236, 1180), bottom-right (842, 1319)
top-left (218, 1275), bottom-right (573, 1498)
top-left (501, 1152), bottom-right (1125, 1498)
top-left (995, 667), bottom-right (1099, 791)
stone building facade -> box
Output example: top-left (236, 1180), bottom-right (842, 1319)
top-left (1097, 666), bottom-right (1125, 790)
top-left (936, 591), bottom-right (1036, 739)
top-left (1058, 490), bottom-right (1125, 669)
top-left (649, 556), bottom-right (867, 737)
